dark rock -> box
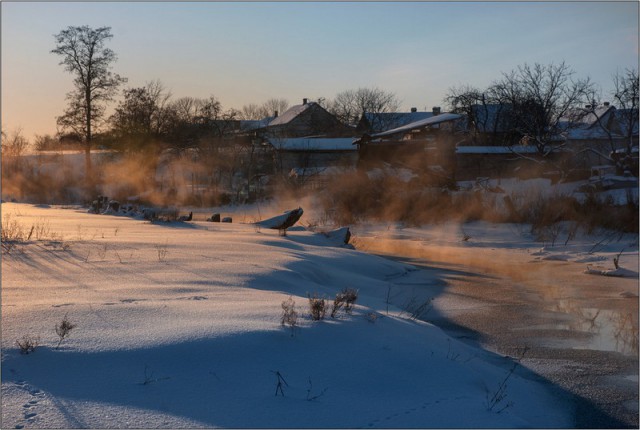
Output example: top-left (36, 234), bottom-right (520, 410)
top-left (207, 213), bottom-right (221, 222)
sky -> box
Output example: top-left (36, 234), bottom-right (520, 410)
top-left (2, 1), bottom-right (638, 140)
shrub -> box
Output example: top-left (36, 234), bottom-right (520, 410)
top-left (331, 288), bottom-right (358, 318)
top-left (16, 335), bottom-right (40, 355)
top-left (364, 312), bottom-right (379, 323)
top-left (1, 214), bottom-right (27, 244)
top-left (55, 314), bottom-right (77, 349)
top-left (1, 215), bottom-right (61, 254)
top-left (281, 297), bottom-right (298, 336)
top-left (155, 242), bottom-right (168, 262)
top-left (308, 293), bottom-right (326, 321)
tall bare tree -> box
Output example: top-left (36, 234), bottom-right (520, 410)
top-left (52, 25), bottom-right (127, 177)
top-left (489, 62), bottom-right (593, 153)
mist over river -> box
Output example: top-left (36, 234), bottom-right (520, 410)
top-left (352, 225), bottom-right (639, 428)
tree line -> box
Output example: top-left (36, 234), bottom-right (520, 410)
top-left (4, 25), bottom-right (638, 178)
top-left (444, 63), bottom-right (639, 156)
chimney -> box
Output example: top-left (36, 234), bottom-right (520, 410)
top-left (274, 111), bottom-right (278, 118)
top-left (585, 104), bottom-right (592, 109)
top-left (603, 102), bottom-right (610, 107)
top-left (433, 106), bottom-right (441, 116)
top-left (410, 107), bottom-right (417, 113)
top-left (303, 98), bottom-right (308, 105)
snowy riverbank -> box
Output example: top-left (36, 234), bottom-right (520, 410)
top-left (0, 202), bottom-right (578, 428)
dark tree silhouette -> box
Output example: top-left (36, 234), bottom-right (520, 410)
top-left (52, 25), bottom-right (127, 178)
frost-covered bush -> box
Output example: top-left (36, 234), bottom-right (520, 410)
top-left (281, 297), bottom-right (298, 336)
top-left (16, 335), bottom-right (40, 355)
top-left (331, 288), bottom-right (358, 318)
top-left (308, 293), bottom-right (326, 321)
top-left (55, 314), bottom-right (77, 349)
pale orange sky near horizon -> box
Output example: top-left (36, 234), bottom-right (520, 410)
top-left (2, 1), bottom-right (638, 142)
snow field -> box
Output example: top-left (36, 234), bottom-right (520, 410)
top-left (2, 203), bottom-right (575, 428)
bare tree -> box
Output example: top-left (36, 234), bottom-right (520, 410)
top-left (34, 134), bottom-right (61, 152)
top-left (170, 97), bottom-right (199, 123)
top-left (238, 99), bottom-right (289, 120)
top-left (194, 96), bottom-right (223, 126)
top-left (444, 84), bottom-right (505, 144)
top-left (260, 98), bottom-right (289, 119)
top-left (328, 87), bottom-right (400, 128)
top-left (612, 68), bottom-right (639, 151)
top-left (1, 128), bottom-right (30, 184)
top-left (109, 80), bottom-right (172, 151)
top-left (2, 128), bottom-right (30, 157)
top-left (52, 26), bottom-right (127, 177)
top-left (444, 84), bottom-right (484, 117)
top-left (489, 62), bottom-right (593, 154)
top-left (239, 103), bottom-right (262, 120)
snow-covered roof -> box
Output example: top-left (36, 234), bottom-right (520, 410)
top-left (563, 127), bottom-right (620, 140)
top-left (267, 137), bottom-right (357, 152)
top-left (240, 117), bottom-right (274, 131)
top-left (560, 105), bottom-right (614, 128)
top-left (362, 111), bottom-right (434, 132)
top-left (268, 103), bottom-right (315, 126)
top-left (612, 146), bottom-right (639, 154)
top-left (370, 113), bottom-right (462, 138)
top-left (455, 145), bottom-right (540, 154)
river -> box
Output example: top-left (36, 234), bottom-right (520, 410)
top-left (352, 230), bottom-right (639, 428)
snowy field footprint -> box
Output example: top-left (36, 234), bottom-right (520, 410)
top-left (365, 396), bottom-right (467, 428)
top-left (12, 380), bottom-right (46, 428)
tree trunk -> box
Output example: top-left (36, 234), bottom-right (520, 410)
top-left (86, 86), bottom-right (93, 181)
top-left (84, 144), bottom-right (92, 177)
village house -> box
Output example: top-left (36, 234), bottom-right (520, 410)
top-left (355, 107), bottom-right (441, 134)
top-left (557, 103), bottom-right (637, 176)
top-left (353, 112), bottom-right (464, 183)
top-left (244, 99), bottom-right (357, 190)
top-left (265, 137), bottom-right (358, 188)
top-left (452, 102), bottom-right (638, 180)
top-left (612, 108), bottom-right (640, 148)
top-left (264, 98), bottom-right (353, 139)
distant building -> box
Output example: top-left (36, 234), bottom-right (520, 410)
top-left (265, 99), bottom-right (352, 138)
top-left (265, 137), bottom-right (358, 188)
top-left (354, 112), bottom-right (463, 181)
top-left (558, 104), bottom-right (630, 173)
top-left (356, 107), bottom-right (442, 134)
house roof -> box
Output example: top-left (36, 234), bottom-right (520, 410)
top-left (361, 111), bottom-right (434, 132)
top-left (268, 103), bottom-right (316, 126)
top-left (240, 117), bottom-right (274, 131)
top-left (455, 145), bottom-right (541, 154)
top-left (560, 105), bottom-right (614, 128)
top-left (564, 127), bottom-right (620, 140)
top-left (369, 113), bottom-right (463, 139)
top-left (266, 137), bottom-right (357, 152)
top-left (557, 105), bottom-right (620, 140)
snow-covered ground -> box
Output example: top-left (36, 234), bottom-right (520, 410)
top-left (0, 202), bottom-right (581, 428)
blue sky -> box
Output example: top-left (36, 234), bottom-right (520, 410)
top-left (2, 1), bottom-right (638, 139)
